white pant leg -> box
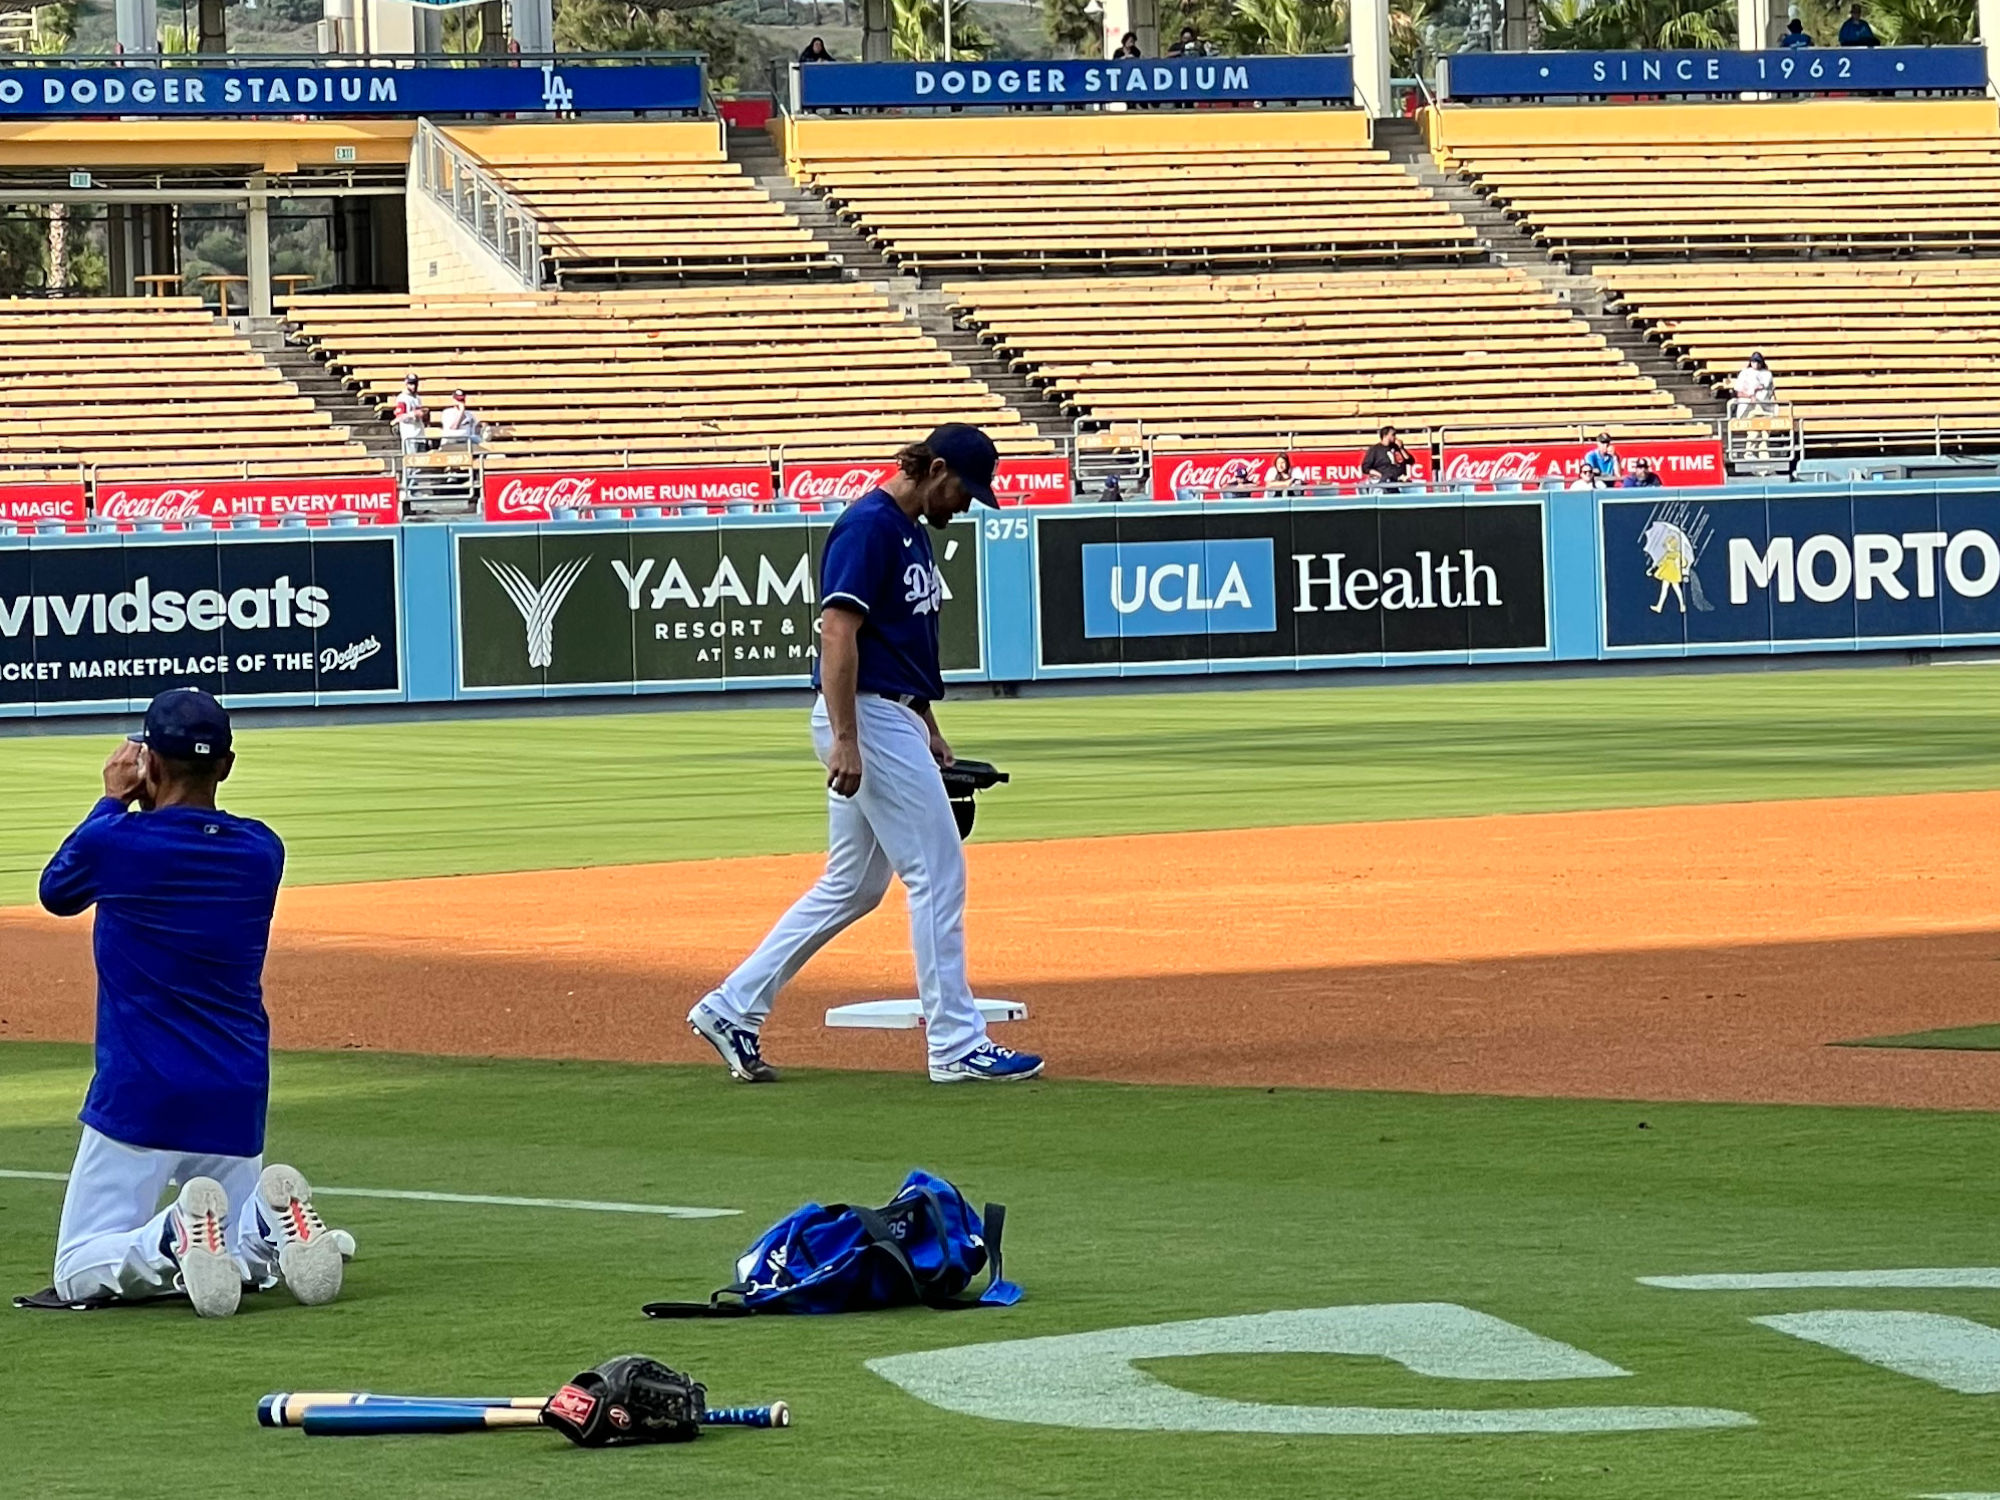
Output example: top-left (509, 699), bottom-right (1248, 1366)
top-left (844, 696), bottom-right (989, 1066)
top-left (54, 1127), bottom-right (267, 1301)
top-left (710, 701), bottom-right (895, 1029)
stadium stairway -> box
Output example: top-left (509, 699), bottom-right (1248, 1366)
top-left (726, 124), bottom-right (1075, 456)
top-left (1381, 119), bottom-right (1719, 422)
top-left (248, 323), bottom-right (404, 472)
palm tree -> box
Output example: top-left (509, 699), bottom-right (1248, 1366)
top-left (29, 4), bottom-right (75, 290)
top-left (1537, 0), bottom-right (1734, 48)
top-left (1867, 0), bottom-right (1973, 42)
top-left (1043, 0), bottom-right (1098, 55)
top-left (892, 0), bottom-right (993, 59)
top-left (1223, 0), bottom-right (1439, 74)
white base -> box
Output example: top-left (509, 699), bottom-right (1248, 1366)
top-left (825, 998), bottom-right (1027, 1030)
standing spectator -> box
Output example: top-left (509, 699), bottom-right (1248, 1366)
top-left (1730, 352), bottom-right (1777, 417)
top-left (392, 373), bottom-right (428, 454)
top-left (1838, 4), bottom-right (1878, 43)
top-left (1097, 473), bottom-right (1124, 503)
top-left (1583, 432), bottom-right (1621, 482)
top-left (799, 36), bottom-right (834, 62)
top-left (1781, 17), bottom-right (1814, 46)
top-left (1621, 457), bottom-right (1664, 488)
top-left (439, 389), bottom-right (481, 449)
top-left (1168, 24), bottom-right (1206, 56)
top-left (1113, 32), bottom-right (1143, 59)
top-left (1360, 425), bottom-right (1414, 487)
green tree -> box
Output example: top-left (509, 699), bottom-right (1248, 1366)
top-left (1537, 0), bottom-right (1733, 48)
top-left (891, 0), bottom-right (993, 59)
top-left (556, 0), bottom-right (755, 86)
top-left (1866, 0), bottom-right (1973, 42)
top-left (1043, 0), bottom-right (1098, 55)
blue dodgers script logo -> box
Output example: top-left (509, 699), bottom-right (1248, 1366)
top-left (1081, 540), bottom-right (1276, 638)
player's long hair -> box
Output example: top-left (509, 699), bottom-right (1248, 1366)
top-left (895, 442), bottom-right (939, 481)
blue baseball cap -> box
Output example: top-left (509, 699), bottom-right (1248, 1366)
top-left (131, 686), bottom-right (232, 761)
top-left (925, 423), bottom-right (1000, 508)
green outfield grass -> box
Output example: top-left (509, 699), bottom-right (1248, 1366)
top-left (2, 663), bottom-right (1996, 904)
top-left (1, 1043), bottom-right (1996, 1500)
top-left (1843, 1025), bottom-right (2000, 1051)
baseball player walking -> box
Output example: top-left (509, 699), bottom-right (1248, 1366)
top-left (36, 688), bottom-right (350, 1318)
top-left (690, 425), bottom-right (1044, 1085)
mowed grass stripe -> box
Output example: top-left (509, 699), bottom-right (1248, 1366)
top-left (2, 663), bottom-right (1997, 902)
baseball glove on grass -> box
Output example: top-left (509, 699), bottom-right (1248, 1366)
top-left (541, 1355), bottom-right (706, 1446)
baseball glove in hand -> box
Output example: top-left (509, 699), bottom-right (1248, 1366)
top-left (541, 1355), bottom-right (707, 1446)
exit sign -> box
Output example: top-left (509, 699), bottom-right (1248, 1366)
top-left (67, 171), bottom-right (91, 189)
top-left (332, 145), bottom-right (357, 163)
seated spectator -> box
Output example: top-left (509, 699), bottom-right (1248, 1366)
top-left (1361, 425), bottom-right (1414, 487)
top-left (1098, 473), bottom-right (1124, 503)
top-left (392, 373), bottom-right (428, 454)
top-left (1113, 32), bottom-right (1143, 59)
top-left (1221, 459), bottom-right (1257, 500)
top-left (1565, 459), bottom-right (1603, 491)
top-left (1583, 433), bottom-right (1620, 482)
top-left (439, 389), bottom-right (481, 448)
top-left (1838, 3), bottom-right (1878, 43)
top-left (1781, 17), bottom-right (1813, 46)
top-left (1265, 453), bottom-right (1298, 498)
top-left (1168, 25), bottom-right (1206, 56)
top-left (799, 36), bottom-right (834, 62)
top-left (1621, 458), bottom-right (1664, 488)
top-left (1730, 352), bottom-right (1777, 417)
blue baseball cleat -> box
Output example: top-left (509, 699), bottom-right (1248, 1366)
top-left (929, 1041), bottom-right (1045, 1085)
top-left (688, 997), bottom-right (780, 1083)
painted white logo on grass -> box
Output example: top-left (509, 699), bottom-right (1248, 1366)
top-left (1755, 1312), bottom-right (2000, 1395)
top-left (867, 1304), bottom-right (1754, 1435)
top-left (484, 555), bottom-right (589, 669)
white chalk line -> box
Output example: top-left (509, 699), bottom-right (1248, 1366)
top-left (0, 1168), bottom-right (739, 1219)
top-left (1641, 1269), bottom-right (2000, 1291)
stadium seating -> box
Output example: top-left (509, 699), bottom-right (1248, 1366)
top-left (1601, 260), bottom-right (2000, 444)
top-left (1429, 100), bottom-right (2000, 261)
top-left (284, 286), bottom-right (1054, 470)
top-left (788, 113), bottom-right (1476, 273)
top-left (444, 123), bottom-right (834, 282)
top-left (0, 297), bottom-right (380, 482)
top-left (948, 266), bottom-right (1705, 450)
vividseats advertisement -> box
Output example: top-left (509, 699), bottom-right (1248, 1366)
top-left (0, 534), bottom-right (401, 706)
top-left (1035, 501), bottom-right (1548, 669)
top-left (1603, 492), bottom-right (2000, 652)
top-left (454, 517), bottom-right (983, 692)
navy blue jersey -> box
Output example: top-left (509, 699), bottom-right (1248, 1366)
top-left (814, 488), bottom-right (947, 702)
top-left (41, 797), bottom-right (285, 1158)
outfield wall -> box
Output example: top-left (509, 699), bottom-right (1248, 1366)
top-left (4, 478), bottom-right (1997, 716)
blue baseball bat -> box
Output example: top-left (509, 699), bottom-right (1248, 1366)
top-left (275, 1392), bottom-right (790, 1435)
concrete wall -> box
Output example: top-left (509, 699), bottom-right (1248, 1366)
top-left (404, 184), bottom-right (526, 295)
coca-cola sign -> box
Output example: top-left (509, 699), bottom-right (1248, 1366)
top-left (482, 465), bottom-right (776, 522)
top-left (1148, 447), bottom-right (1434, 500)
top-left (96, 477), bottom-right (399, 525)
top-left (781, 457), bottom-right (1075, 508)
top-left (0, 481), bottom-right (86, 527)
top-left (1441, 438), bottom-right (1725, 489)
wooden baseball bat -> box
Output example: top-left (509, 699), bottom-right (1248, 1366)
top-left (301, 1402), bottom-right (543, 1436)
top-left (259, 1393), bottom-right (541, 1428)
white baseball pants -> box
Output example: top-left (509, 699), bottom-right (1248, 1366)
top-left (54, 1126), bottom-right (281, 1301)
top-left (706, 694), bottom-right (989, 1065)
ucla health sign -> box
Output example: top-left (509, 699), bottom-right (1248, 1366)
top-left (798, 54), bottom-right (1351, 109)
top-left (1603, 492), bottom-right (2000, 652)
top-left (0, 62), bottom-right (702, 118)
top-left (1081, 539), bottom-right (1276, 639)
top-left (1443, 46), bottom-right (1984, 99)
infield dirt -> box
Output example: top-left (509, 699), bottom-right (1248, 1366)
top-left (4, 791), bottom-right (1998, 1110)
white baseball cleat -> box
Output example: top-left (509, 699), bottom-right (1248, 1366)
top-left (257, 1163), bottom-right (344, 1307)
top-left (169, 1176), bottom-right (241, 1319)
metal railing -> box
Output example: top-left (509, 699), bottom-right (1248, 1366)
top-left (412, 116), bottom-right (541, 288)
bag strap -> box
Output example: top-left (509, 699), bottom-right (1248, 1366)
top-left (642, 1286), bottom-right (757, 1319)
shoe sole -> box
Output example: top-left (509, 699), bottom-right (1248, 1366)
top-left (259, 1164), bottom-right (343, 1308)
top-left (688, 1011), bottom-right (778, 1083)
top-left (175, 1177), bottom-right (241, 1319)
top-left (929, 1061), bottom-right (1046, 1084)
